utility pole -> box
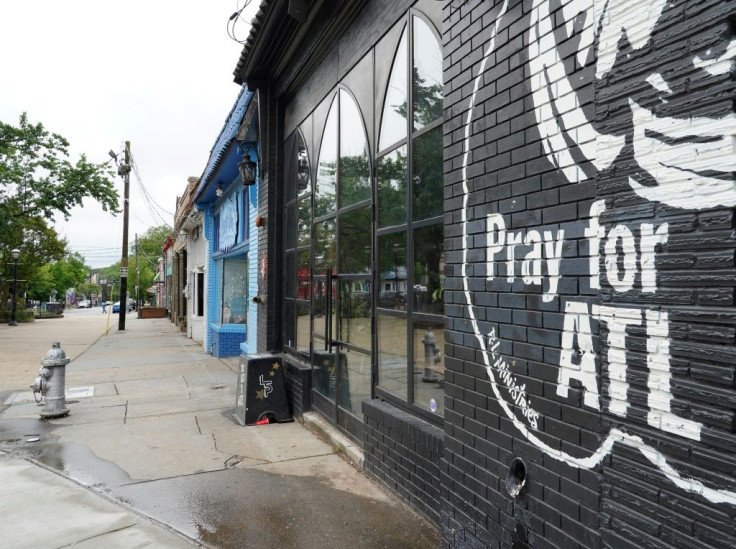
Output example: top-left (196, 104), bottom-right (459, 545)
top-left (118, 141), bottom-right (131, 331)
top-left (135, 233), bottom-right (140, 315)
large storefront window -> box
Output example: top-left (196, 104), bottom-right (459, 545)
top-left (282, 8), bottom-right (443, 430)
top-left (311, 89), bottom-right (373, 427)
top-left (221, 257), bottom-right (247, 324)
top-left (284, 131), bottom-right (312, 354)
top-left (376, 13), bottom-right (444, 418)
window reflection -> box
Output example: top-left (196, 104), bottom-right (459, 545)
top-left (413, 126), bottom-right (443, 221)
top-left (221, 257), bottom-right (248, 324)
top-left (413, 320), bottom-right (444, 416)
top-left (378, 232), bottom-right (407, 310)
top-left (296, 303), bottom-right (310, 354)
top-left (316, 97), bottom-right (338, 218)
top-left (297, 198), bottom-right (311, 247)
top-left (285, 127), bottom-right (313, 359)
top-left (377, 146), bottom-right (407, 228)
top-left (339, 350), bottom-right (371, 417)
top-left (296, 132), bottom-right (311, 196)
top-left (413, 16), bottom-right (442, 131)
top-left (339, 207), bottom-right (371, 274)
top-left (339, 279), bottom-right (372, 349)
top-left (414, 224), bottom-right (444, 315)
top-left (378, 26), bottom-right (408, 152)
top-left (305, 10), bottom-right (444, 420)
top-left (297, 250), bottom-right (310, 299)
top-left (313, 219), bottom-right (336, 275)
top-left (377, 313), bottom-right (408, 401)
top-left (312, 348), bottom-right (338, 401)
top-left (312, 279), bottom-right (334, 340)
top-left (339, 90), bottom-right (371, 207)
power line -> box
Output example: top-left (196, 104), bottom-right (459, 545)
top-left (134, 174), bottom-right (170, 226)
top-left (134, 247), bottom-right (161, 269)
top-left (227, 0), bottom-right (254, 44)
top-left (130, 156), bottom-right (174, 217)
top-left (128, 155), bottom-right (174, 230)
top-left (69, 246), bottom-right (121, 251)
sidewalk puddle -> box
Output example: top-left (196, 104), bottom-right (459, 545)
top-left (112, 467), bottom-right (440, 548)
top-left (0, 418), bottom-right (57, 453)
top-left (34, 441), bottom-right (131, 490)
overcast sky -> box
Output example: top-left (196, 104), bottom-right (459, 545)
top-left (0, 1), bottom-right (259, 268)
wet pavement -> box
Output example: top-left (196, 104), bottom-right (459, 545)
top-left (0, 314), bottom-right (440, 548)
top-left (113, 467), bottom-right (437, 548)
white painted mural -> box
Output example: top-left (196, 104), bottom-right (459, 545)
top-left (528, 0), bottom-right (736, 209)
top-left (461, 0), bottom-right (736, 505)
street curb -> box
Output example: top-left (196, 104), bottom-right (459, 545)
top-left (22, 456), bottom-right (203, 547)
top-left (302, 412), bottom-right (364, 471)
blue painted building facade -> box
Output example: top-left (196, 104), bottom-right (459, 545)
top-left (194, 85), bottom-right (259, 357)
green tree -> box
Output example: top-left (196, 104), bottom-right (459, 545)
top-left (131, 225), bottom-right (170, 304)
top-left (96, 263), bottom-right (121, 302)
top-left (26, 264), bottom-right (55, 302)
top-left (49, 253), bottom-right (89, 301)
top-left (26, 252), bottom-right (89, 303)
top-left (77, 281), bottom-right (101, 302)
top-left (394, 66), bottom-right (442, 129)
top-left (0, 113), bottom-right (120, 307)
top-left (3, 216), bottom-right (67, 305)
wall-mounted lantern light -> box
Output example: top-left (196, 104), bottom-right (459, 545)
top-left (215, 183), bottom-right (223, 197)
top-left (238, 156), bottom-right (257, 186)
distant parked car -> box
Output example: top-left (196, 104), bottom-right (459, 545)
top-left (112, 300), bottom-right (134, 313)
top-left (78, 300), bottom-right (91, 308)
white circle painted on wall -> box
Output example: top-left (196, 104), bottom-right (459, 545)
top-left (458, 0), bottom-right (736, 505)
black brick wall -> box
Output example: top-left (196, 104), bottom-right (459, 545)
top-left (282, 354), bottom-right (312, 417)
top-left (363, 399), bottom-right (445, 526)
top-left (442, 0), bottom-right (736, 548)
top-left (255, 83), bottom-right (284, 354)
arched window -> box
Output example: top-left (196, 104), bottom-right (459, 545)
top-left (311, 89), bottom-right (372, 414)
top-left (284, 129), bottom-right (312, 356)
top-left (315, 90), bottom-right (371, 218)
top-left (376, 13), bottom-right (444, 418)
top-left (281, 10), bottom-right (443, 424)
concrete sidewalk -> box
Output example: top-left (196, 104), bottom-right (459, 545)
top-left (0, 315), bottom-right (439, 548)
top-left (0, 458), bottom-right (194, 548)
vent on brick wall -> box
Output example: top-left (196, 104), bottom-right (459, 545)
top-left (506, 457), bottom-right (527, 498)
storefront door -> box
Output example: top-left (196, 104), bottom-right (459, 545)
top-left (312, 221), bottom-right (372, 439)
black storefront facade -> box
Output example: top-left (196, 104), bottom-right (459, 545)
top-left (234, 1), bottom-right (736, 547)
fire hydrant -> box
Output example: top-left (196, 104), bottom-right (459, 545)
top-left (421, 327), bottom-right (442, 383)
top-left (30, 342), bottom-right (70, 418)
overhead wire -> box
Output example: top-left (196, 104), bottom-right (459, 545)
top-left (134, 247), bottom-right (162, 269)
top-left (227, 0), bottom-right (254, 44)
top-left (131, 157), bottom-right (173, 217)
top-left (130, 159), bottom-right (171, 224)
top-left (129, 155), bottom-right (173, 229)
